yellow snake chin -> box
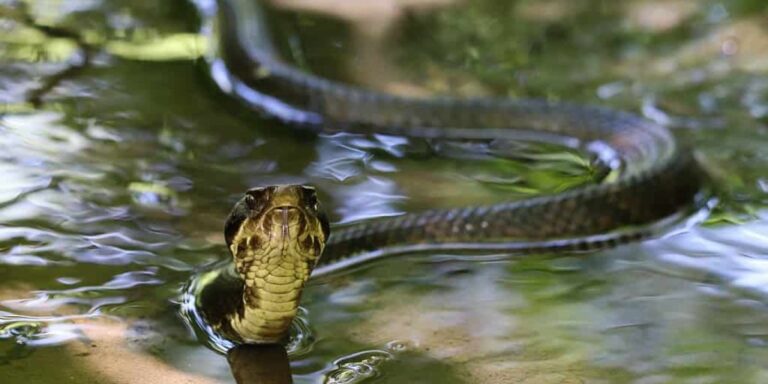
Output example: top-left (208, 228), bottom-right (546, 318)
top-left (226, 186), bottom-right (326, 343)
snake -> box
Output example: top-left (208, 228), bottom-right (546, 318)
top-left (184, 0), bottom-right (705, 346)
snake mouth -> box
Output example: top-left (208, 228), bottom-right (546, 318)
top-left (278, 207), bottom-right (290, 239)
top-left (266, 206), bottom-right (301, 240)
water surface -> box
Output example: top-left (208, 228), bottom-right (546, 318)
top-left (2, 0), bottom-right (768, 382)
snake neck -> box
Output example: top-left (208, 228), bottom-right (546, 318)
top-left (227, 257), bottom-right (312, 344)
top-left (220, 187), bottom-right (327, 344)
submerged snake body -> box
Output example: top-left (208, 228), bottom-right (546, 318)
top-left (189, 0), bottom-right (705, 344)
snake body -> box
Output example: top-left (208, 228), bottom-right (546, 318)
top-left (188, 0), bottom-right (705, 345)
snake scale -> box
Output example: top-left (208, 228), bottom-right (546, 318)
top-left (186, 0), bottom-right (705, 345)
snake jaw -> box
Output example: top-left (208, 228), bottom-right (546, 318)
top-left (221, 185), bottom-right (329, 343)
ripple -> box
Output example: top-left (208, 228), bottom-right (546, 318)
top-left (0, 313), bottom-right (97, 349)
top-left (308, 135), bottom-right (372, 182)
top-left (647, 215), bottom-right (768, 299)
top-left (0, 166), bottom-right (52, 206)
top-left (332, 178), bottom-right (407, 224)
top-left (180, 268), bottom-right (316, 355)
top-left (324, 350), bottom-right (393, 384)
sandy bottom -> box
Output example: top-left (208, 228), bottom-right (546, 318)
top-left (1, 285), bottom-right (217, 384)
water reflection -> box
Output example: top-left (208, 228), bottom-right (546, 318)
top-left (1, 0), bottom-right (768, 383)
top-left (227, 344), bottom-right (293, 384)
top-left (648, 214), bottom-right (768, 298)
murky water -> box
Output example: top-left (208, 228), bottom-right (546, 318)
top-left (1, 0), bottom-right (768, 382)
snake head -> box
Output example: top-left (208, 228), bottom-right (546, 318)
top-left (221, 185), bottom-right (330, 343)
top-left (224, 185), bottom-right (329, 278)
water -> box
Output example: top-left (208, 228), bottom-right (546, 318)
top-left (1, 0), bottom-right (768, 382)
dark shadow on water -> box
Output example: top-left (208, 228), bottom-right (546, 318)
top-left (227, 344), bottom-right (293, 384)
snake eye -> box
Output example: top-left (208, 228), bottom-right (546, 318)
top-left (244, 194), bottom-right (257, 209)
top-left (301, 186), bottom-right (319, 211)
top-left (244, 187), bottom-right (269, 211)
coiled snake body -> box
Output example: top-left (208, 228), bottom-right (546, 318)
top-left (188, 0), bottom-right (704, 345)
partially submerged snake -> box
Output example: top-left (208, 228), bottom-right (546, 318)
top-left (185, 0), bottom-right (705, 346)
